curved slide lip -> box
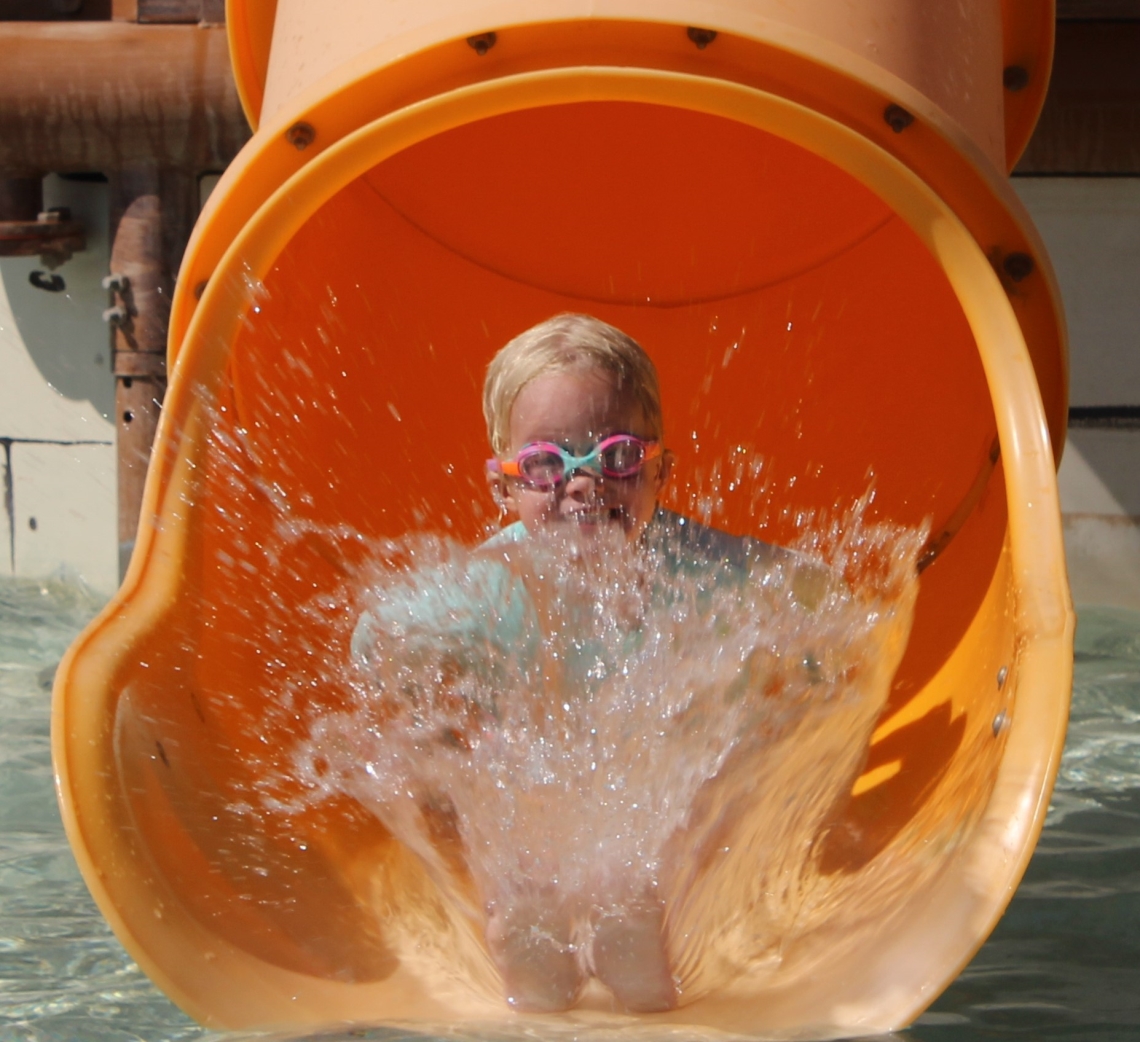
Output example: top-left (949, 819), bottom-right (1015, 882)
top-left (179, 12), bottom-right (1067, 454)
top-left (1000, 0), bottom-right (1056, 171)
top-left (54, 66), bottom-right (1073, 1034)
top-left (225, 0), bottom-right (277, 131)
top-left (224, 0), bottom-right (1056, 169)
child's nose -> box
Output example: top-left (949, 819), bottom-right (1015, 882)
top-left (563, 468), bottom-right (601, 497)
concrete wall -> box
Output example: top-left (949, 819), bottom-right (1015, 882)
top-left (0, 174), bottom-right (116, 595)
top-left (1015, 177), bottom-right (1140, 610)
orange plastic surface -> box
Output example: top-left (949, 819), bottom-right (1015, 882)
top-left (225, 0), bottom-right (277, 129)
top-left (173, 16), bottom-right (1067, 454)
top-left (1001, 0), bottom-right (1056, 170)
top-left (54, 13), bottom-right (1073, 1040)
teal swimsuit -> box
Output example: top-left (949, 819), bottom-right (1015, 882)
top-left (350, 510), bottom-right (783, 701)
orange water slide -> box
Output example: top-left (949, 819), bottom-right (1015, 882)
top-left (53, 0), bottom-right (1073, 1035)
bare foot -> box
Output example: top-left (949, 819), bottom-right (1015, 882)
top-left (486, 904), bottom-right (584, 1012)
top-left (591, 904), bottom-right (677, 1012)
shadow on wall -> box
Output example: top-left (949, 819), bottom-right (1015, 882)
top-left (1058, 429), bottom-right (1140, 611)
top-left (0, 173), bottom-right (114, 420)
top-left (1065, 429), bottom-right (1140, 519)
top-left (1014, 177), bottom-right (1140, 609)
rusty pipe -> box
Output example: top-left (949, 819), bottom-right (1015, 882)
top-left (109, 166), bottom-right (196, 578)
top-left (0, 23), bottom-right (249, 175)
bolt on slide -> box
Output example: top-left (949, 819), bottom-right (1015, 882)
top-left (53, 0), bottom-right (1073, 1036)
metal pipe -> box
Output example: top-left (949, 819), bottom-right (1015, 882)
top-left (0, 23), bottom-right (249, 176)
top-left (2, 24), bottom-right (247, 571)
top-left (108, 166), bottom-right (196, 578)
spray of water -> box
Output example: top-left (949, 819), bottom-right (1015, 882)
top-left (279, 507), bottom-right (924, 1009)
top-left (189, 281), bottom-right (929, 1010)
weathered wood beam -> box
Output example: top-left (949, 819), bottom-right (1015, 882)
top-left (137, 0), bottom-right (225, 23)
top-left (1057, 0), bottom-right (1140, 18)
top-left (0, 23), bottom-right (249, 176)
top-left (1017, 20), bottom-right (1140, 173)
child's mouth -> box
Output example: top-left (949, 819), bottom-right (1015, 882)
top-left (565, 508), bottom-right (624, 527)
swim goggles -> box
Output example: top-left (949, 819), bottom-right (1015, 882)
top-left (487, 434), bottom-right (662, 491)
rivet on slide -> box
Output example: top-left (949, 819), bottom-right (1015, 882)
top-left (467, 32), bottom-right (497, 55)
top-left (286, 122), bottom-right (316, 150)
top-left (884, 104), bottom-right (915, 133)
top-left (1003, 253), bottom-right (1035, 282)
top-left (687, 27), bottom-right (717, 49)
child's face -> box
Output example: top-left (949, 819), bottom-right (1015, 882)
top-left (497, 368), bottom-right (671, 541)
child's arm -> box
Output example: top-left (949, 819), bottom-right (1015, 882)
top-left (351, 553), bottom-right (538, 724)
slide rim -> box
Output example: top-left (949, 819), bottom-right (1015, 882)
top-left (56, 64), bottom-right (1073, 1032)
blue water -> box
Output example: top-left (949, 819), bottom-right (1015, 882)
top-left (1, 575), bottom-right (1138, 1042)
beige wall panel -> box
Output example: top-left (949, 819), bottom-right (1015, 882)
top-left (1057, 430), bottom-right (1140, 610)
top-left (1, 175), bottom-right (117, 593)
top-left (1014, 177), bottom-right (1140, 406)
top-left (1063, 515), bottom-right (1140, 610)
top-left (0, 175), bottom-right (114, 423)
top-left (1059, 429), bottom-right (1140, 517)
top-left (10, 442), bottom-right (117, 593)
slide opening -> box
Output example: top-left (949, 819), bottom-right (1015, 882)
top-left (135, 97), bottom-right (1004, 975)
top-left (55, 77), bottom-right (1056, 1033)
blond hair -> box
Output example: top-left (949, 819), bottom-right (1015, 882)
top-left (483, 314), bottom-right (663, 455)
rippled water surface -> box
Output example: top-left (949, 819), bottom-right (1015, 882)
top-left (1, 575), bottom-right (1137, 1042)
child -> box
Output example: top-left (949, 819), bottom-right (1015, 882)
top-left (481, 313), bottom-right (764, 568)
top-left (352, 314), bottom-right (781, 1013)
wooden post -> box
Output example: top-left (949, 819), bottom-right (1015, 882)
top-left (109, 166), bottom-right (196, 579)
top-left (0, 177), bottom-right (42, 222)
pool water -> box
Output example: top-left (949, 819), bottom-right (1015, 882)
top-left (2, 575), bottom-right (1138, 1042)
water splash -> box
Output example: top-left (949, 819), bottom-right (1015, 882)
top-left (280, 508), bottom-right (925, 1008)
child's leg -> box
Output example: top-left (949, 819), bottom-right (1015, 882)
top-left (591, 899), bottom-right (677, 1012)
top-left (485, 899), bottom-right (584, 1012)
